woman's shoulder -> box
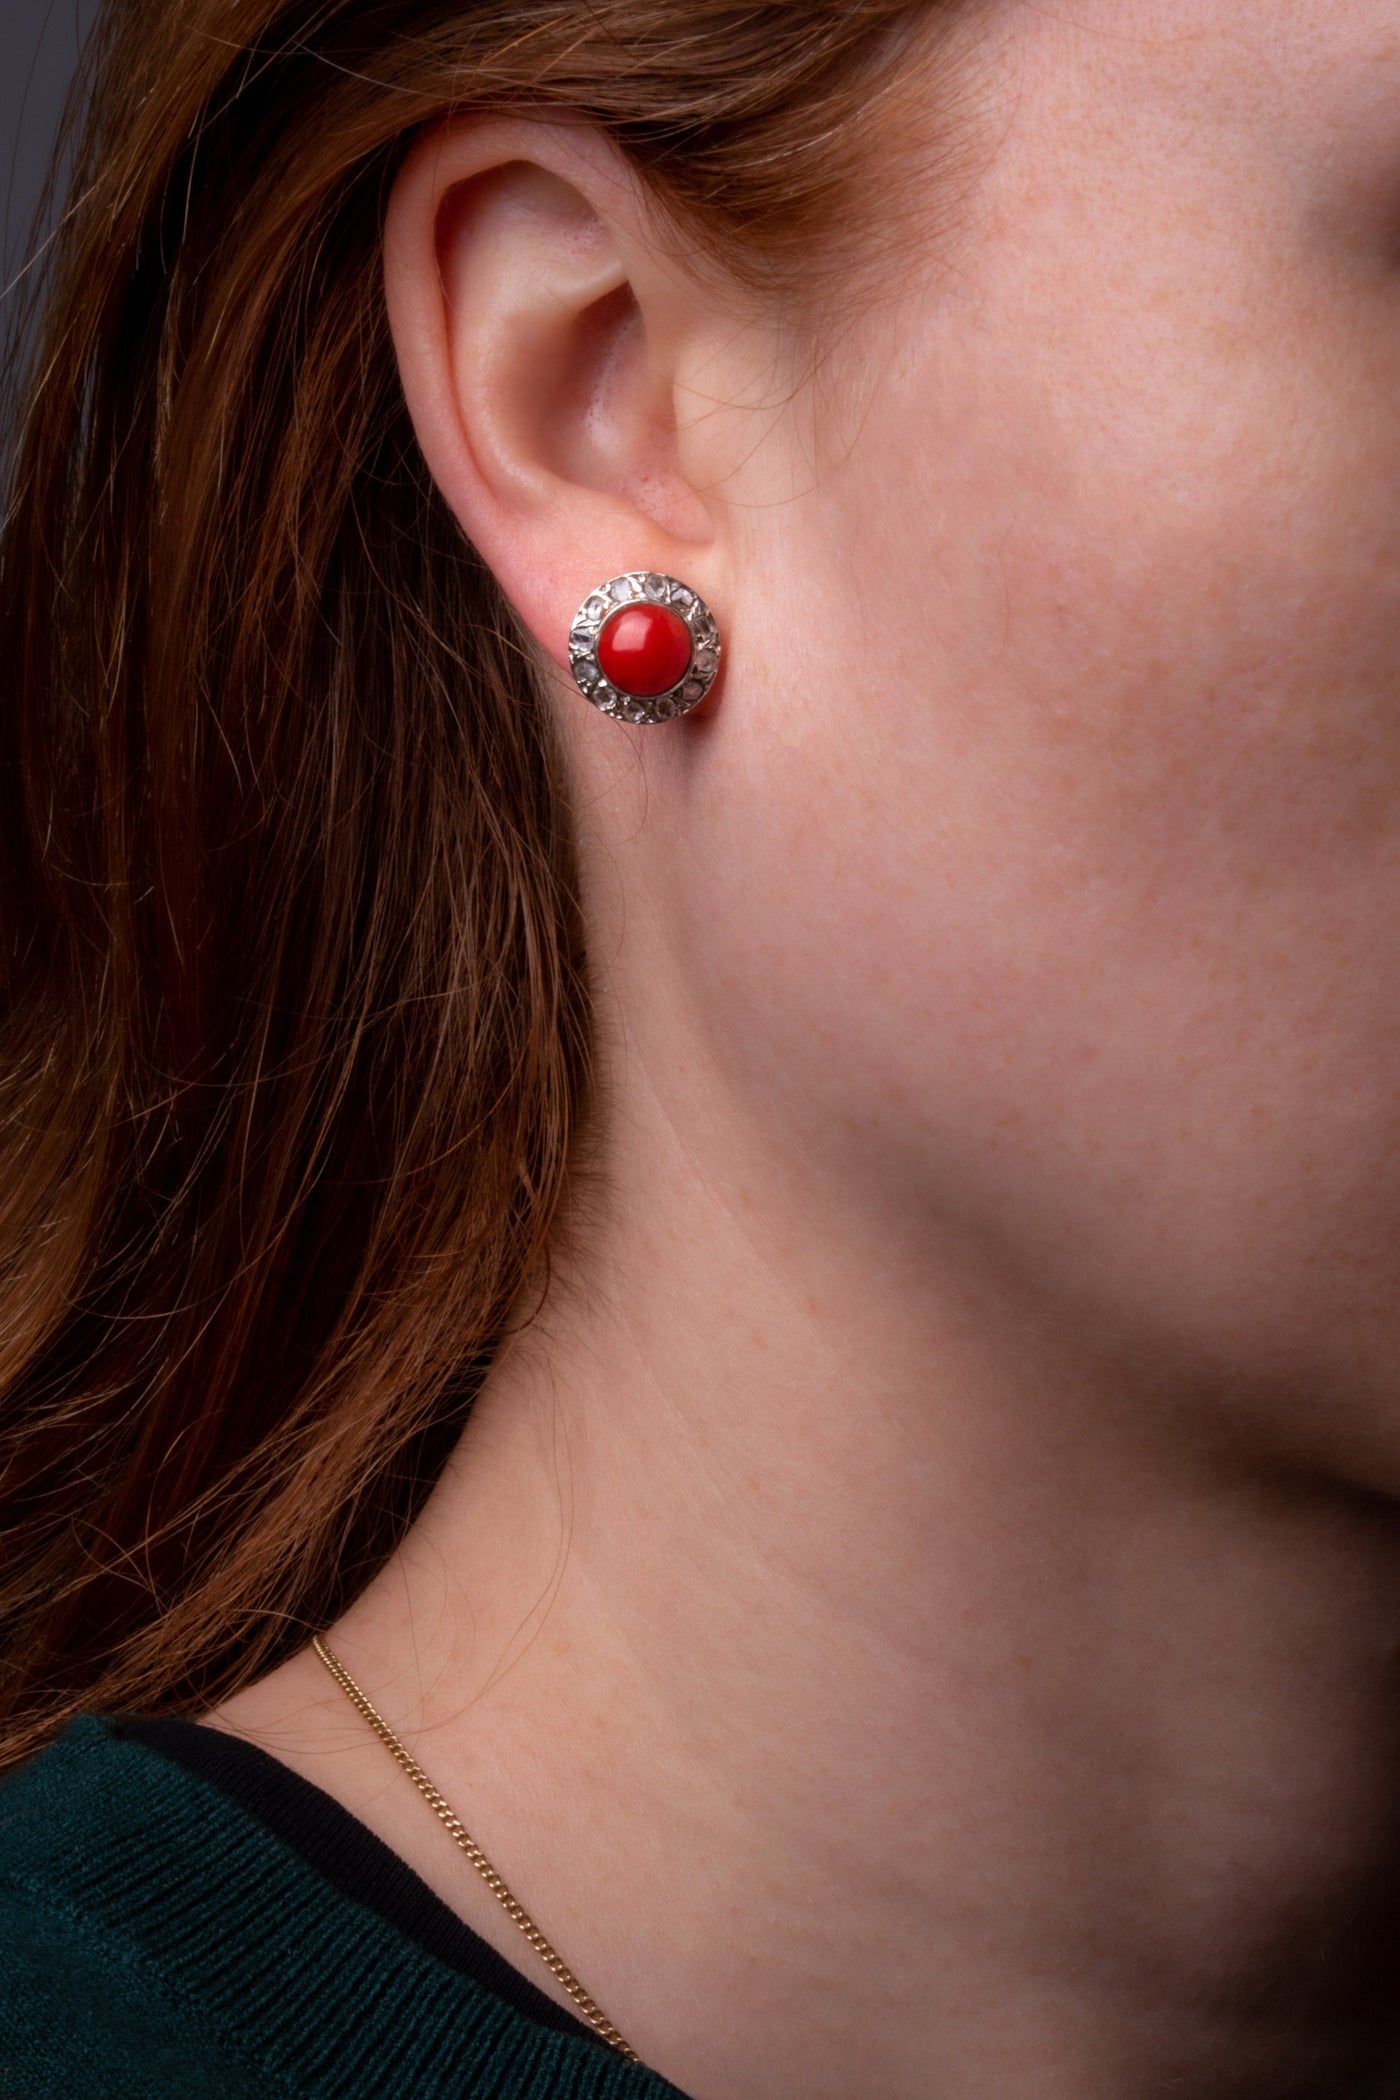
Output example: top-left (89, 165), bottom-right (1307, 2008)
top-left (0, 1716), bottom-right (681, 2100)
top-left (0, 1718), bottom-right (273, 2097)
top-left (1, 1871), bottom-right (269, 2100)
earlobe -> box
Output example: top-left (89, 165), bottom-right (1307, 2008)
top-left (381, 117), bottom-right (720, 683)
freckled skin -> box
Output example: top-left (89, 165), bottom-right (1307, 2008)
top-left (655, 0), bottom-right (1400, 1485)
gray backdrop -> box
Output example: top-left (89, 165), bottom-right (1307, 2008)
top-left (2, 0), bottom-right (98, 308)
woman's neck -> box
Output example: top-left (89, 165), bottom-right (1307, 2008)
top-left (211, 1082), bottom-right (1400, 2099)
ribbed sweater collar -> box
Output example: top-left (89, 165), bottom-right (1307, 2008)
top-left (0, 1714), bottom-right (687, 2099)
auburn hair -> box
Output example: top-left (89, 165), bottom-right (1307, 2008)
top-left (0, 0), bottom-right (963, 1769)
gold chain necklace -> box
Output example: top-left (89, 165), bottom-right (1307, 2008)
top-left (311, 1633), bottom-right (640, 2063)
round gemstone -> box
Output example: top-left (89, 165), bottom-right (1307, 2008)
top-left (596, 603), bottom-right (693, 698)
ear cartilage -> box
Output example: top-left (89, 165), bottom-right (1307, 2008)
top-left (567, 573), bottom-right (722, 725)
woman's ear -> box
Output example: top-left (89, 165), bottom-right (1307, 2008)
top-left (382, 115), bottom-right (736, 683)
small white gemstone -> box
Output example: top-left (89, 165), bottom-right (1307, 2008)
top-left (611, 576), bottom-right (637, 602)
top-left (672, 586), bottom-right (696, 610)
top-left (585, 595), bottom-right (609, 621)
top-left (643, 574), bottom-right (668, 601)
top-left (682, 678), bottom-right (705, 703)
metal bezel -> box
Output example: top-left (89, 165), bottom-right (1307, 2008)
top-left (568, 572), bottom-right (722, 725)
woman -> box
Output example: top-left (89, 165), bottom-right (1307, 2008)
top-left (4, 0), bottom-right (1400, 2093)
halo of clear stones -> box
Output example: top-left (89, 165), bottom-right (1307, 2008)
top-left (568, 572), bottom-right (722, 726)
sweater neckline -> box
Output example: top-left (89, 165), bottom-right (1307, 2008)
top-left (106, 1711), bottom-right (610, 2054)
top-left (2, 1715), bottom-right (688, 2095)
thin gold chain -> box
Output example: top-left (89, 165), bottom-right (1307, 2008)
top-left (311, 1633), bottom-right (640, 2064)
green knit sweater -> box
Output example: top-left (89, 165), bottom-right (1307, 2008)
top-left (0, 1714), bottom-right (690, 2099)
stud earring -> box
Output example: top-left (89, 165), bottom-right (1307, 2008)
top-left (568, 572), bottom-right (722, 725)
